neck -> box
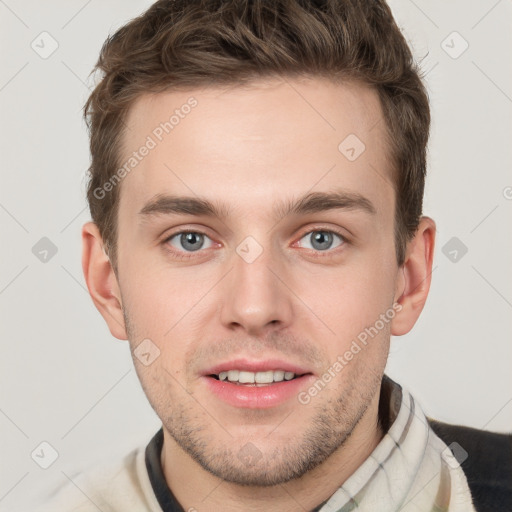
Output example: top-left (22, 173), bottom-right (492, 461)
top-left (161, 390), bottom-right (384, 512)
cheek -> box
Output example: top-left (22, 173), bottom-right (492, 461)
top-left (299, 265), bottom-right (394, 326)
top-left (121, 256), bottom-right (197, 321)
top-left (292, 255), bottom-right (397, 349)
top-left (120, 263), bottom-right (217, 367)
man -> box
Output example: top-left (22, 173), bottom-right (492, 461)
top-left (39, 0), bottom-right (511, 511)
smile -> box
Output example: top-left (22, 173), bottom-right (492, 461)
top-left (211, 369), bottom-right (300, 385)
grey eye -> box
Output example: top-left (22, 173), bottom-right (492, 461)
top-left (299, 231), bottom-right (344, 251)
top-left (168, 232), bottom-right (212, 252)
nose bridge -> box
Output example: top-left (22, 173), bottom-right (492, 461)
top-left (220, 237), bottom-right (293, 334)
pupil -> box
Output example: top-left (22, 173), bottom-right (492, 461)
top-left (311, 231), bottom-right (332, 250)
top-left (181, 232), bottom-right (203, 251)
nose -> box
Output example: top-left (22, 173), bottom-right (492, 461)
top-left (219, 241), bottom-right (294, 336)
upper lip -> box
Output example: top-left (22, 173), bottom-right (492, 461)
top-left (202, 358), bottom-right (313, 377)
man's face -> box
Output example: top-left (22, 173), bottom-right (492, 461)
top-left (115, 77), bottom-right (401, 485)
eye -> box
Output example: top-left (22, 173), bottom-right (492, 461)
top-left (298, 230), bottom-right (345, 251)
top-left (167, 232), bottom-right (213, 252)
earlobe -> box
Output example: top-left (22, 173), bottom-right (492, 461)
top-left (81, 222), bottom-right (128, 340)
top-left (391, 217), bottom-right (436, 336)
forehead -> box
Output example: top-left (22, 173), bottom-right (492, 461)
top-left (119, 77), bottom-right (394, 222)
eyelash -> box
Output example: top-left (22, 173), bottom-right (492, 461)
top-left (162, 231), bottom-right (215, 261)
top-left (162, 228), bottom-right (349, 260)
top-left (293, 228), bottom-right (347, 256)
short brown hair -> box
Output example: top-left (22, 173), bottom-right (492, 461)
top-left (84, 0), bottom-right (430, 270)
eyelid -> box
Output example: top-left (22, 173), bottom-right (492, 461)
top-left (297, 230), bottom-right (345, 251)
top-left (292, 225), bottom-right (350, 246)
top-left (161, 225), bottom-right (217, 243)
top-left (166, 231), bottom-right (213, 252)
top-left (161, 227), bottom-right (222, 262)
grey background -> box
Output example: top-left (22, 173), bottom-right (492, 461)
top-left (1, 0), bottom-right (511, 509)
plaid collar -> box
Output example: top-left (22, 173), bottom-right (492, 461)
top-left (317, 375), bottom-right (475, 512)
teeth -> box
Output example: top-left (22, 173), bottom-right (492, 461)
top-left (227, 370), bottom-right (239, 381)
top-left (273, 370), bottom-right (285, 382)
top-left (217, 370), bottom-right (297, 384)
top-left (238, 371), bottom-right (255, 384)
top-left (255, 371), bottom-right (274, 384)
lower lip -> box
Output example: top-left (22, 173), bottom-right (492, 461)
top-left (202, 374), bottom-right (314, 409)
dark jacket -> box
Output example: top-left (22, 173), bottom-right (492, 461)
top-left (429, 419), bottom-right (512, 512)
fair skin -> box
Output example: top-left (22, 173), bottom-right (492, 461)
top-left (82, 77), bottom-right (435, 512)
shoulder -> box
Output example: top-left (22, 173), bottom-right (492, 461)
top-left (33, 442), bottom-right (162, 512)
top-left (428, 418), bottom-right (512, 512)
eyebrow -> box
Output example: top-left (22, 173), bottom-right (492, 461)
top-left (138, 190), bottom-right (376, 221)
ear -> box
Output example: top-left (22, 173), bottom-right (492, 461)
top-left (81, 221), bottom-right (128, 340)
top-left (391, 216), bottom-right (436, 336)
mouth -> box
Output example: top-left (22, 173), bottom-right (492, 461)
top-left (208, 369), bottom-right (307, 386)
top-left (201, 359), bottom-right (315, 408)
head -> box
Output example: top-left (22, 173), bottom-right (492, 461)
top-left (82, 0), bottom-right (435, 487)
